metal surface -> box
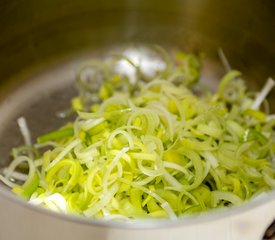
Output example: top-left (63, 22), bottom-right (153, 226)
top-left (0, 0), bottom-right (275, 239)
top-left (1, 0), bottom-right (275, 86)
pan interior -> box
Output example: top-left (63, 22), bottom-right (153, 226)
top-left (0, 44), bottom-right (223, 169)
top-left (3, 44), bottom-right (269, 228)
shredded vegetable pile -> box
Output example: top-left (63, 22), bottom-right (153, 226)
top-left (0, 49), bottom-right (275, 220)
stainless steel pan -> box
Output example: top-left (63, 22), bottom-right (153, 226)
top-left (0, 1), bottom-right (274, 239)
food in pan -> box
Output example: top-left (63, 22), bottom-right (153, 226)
top-left (1, 48), bottom-right (274, 220)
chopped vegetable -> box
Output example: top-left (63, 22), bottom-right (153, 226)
top-left (0, 48), bottom-right (274, 221)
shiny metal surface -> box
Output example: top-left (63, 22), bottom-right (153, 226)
top-left (1, 0), bottom-right (275, 85)
top-left (0, 0), bottom-right (274, 239)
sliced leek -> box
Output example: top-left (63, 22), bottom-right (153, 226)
top-left (0, 48), bottom-right (274, 221)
